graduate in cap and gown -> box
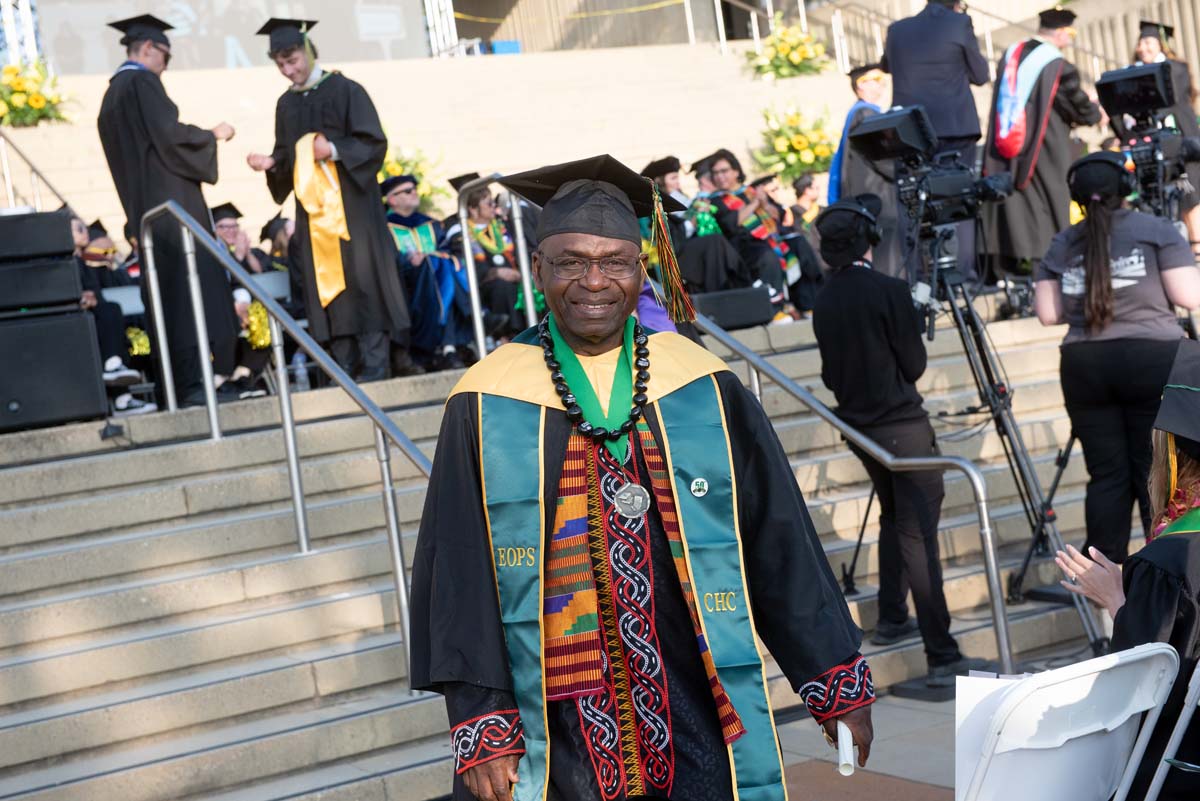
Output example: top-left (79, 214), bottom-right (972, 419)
top-left (1056, 339), bottom-right (1200, 800)
top-left (382, 173), bottom-right (472, 370)
top-left (211, 203), bottom-right (265, 274)
top-left (98, 14), bottom-right (240, 406)
top-left (246, 18), bottom-right (415, 381)
top-left (410, 154), bottom-right (875, 801)
top-left (982, 7), bottom-right (1101, 276)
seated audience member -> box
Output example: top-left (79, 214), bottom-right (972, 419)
top-left (792, 173), bottom-right (825, 265)
top-left (829, 64), bottom-right (903, 278)
top-left (222, 286), bottom-right (272, 399)
top-left (70, 216), bottom-right (155, 414)
top-left (382, 173), bottom-right (471, 371)
top-left (82, 220), bottom-right (136, 287)
top-left (212, 203), bottom-right (264, 273)
top-left (708, 149), bottom-right (802, 319)
top-left (641, 156), bottom-right (693, 242)
top-left (1056, 341), bottom-right (1200, 800)
top-left (754, 173), bottom-right (822, 308)
top-left (443, 183), bottom-right (520, 340)
top-left (254, 212), bottom-right (307, 321)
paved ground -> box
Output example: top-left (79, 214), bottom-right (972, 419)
top-left (778, 694), bottom-right (956, 798)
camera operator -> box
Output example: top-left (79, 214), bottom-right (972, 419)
top-left (1034, 152), bottom-right (1200, 562)
top-left (813, 194), bottom-right (987, 686)
top-left (983, 8), bottom-right (1101, 280)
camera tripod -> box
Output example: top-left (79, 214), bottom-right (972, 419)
top-left (920, 227), bottom-right (1109, 657)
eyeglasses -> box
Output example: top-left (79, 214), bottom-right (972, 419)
top-left (541, 254), bottom-right (645, 281)
top-left (152, 43), bottom-right (172, 66)
top-left (711, 167), bottom-right (736, 176)
top-left (394, 187), bottom-right (416, 196)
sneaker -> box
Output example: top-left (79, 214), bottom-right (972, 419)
top-left (102, 356), bottom-right (140, 387)
top-left (870, 617), bottom-right (921, 646)
top-left (769, 310), bottom-right (795, 326)
top-left (113, 393), bottom-right (157, 416)
top-left (233, 376), bottom-right (267, 400)
top-left (926, 656), bottom-right (995, 688)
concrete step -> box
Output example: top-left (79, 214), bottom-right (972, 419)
top-left (0, 632), bottom-right (406, 771)
top-left (0, 585), bottom-right (398, 707)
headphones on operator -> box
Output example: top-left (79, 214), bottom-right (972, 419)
top-left (1067, 151), bottom-right (1137, 205)
top-left (814, 200), bottom-right (883, 246)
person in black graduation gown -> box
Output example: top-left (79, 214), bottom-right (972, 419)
top-left (211, 203), bottom-right (265, 274)
top-left (982, 8), bottom-right (1101, 277)
top-left (1125, 20), bottom-right (1200, 254)
top-left (1055, 340), bottom-right (1200, 800)
top-left (246, 19), bottom-right (415, 382)
top-left (97, 14), bottom-right (240, 406)
top-left (410, 155), bottom-right (876, 801)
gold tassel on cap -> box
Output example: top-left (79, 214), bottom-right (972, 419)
top-left (649, 181), bottom-right (695, 324)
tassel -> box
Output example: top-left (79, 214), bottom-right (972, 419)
top-left (649, 181), bottom-right (695, 323)
top-left (1169, 432), bottom-right (1179, 503)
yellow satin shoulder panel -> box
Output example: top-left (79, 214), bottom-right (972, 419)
top-left (448, 331), bottom-right (731, 408)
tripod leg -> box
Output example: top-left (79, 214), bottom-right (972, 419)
top-left (843, 488), bottom-right (875, 596)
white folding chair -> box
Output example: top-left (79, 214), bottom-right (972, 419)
top-left (100, 285), bottom-right (145, 317)
top-left (249, 270), bottom-right (291, 302)
top-left (959, 642), bottom-right (1179, 801)
top-left (1145, 656), bottom-right (1200, 801)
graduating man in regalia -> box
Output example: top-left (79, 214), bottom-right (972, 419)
top-left (246, 19), bottom-right (415, 382)
top-left (98, 15), bottom-right (240, 407)
top-left (982, 7), bottom-right (1101, 276)
top-left (410, 155), bottom-right (876, 801)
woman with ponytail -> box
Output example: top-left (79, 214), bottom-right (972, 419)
top-left (1034, 151), bottom-right (1200, 562)
top-left (1054, 341), bottom-right (1200, 800)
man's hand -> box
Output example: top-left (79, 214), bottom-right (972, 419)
top-left (408, 251), bottom-right (424, 267)
top-left (247, 153), bottom-right (276, 172)
top-left (80, 290), bottom-right (97, 310)
top-left (463, 755), bottom-right (520, 801)
top-left (820, 706), bottom-right (874, 767)
top-left (312, 133), bottom-right (333, 161)
top-left (212, 122), bottom-right (236, 142)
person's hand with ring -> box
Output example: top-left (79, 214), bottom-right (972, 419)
top-left (1055, 543), bottom-right (1126, 617)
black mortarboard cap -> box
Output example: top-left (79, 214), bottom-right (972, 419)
top-left (87, 219), bottom-right (108, 240)
top-left (380, 174), bottom-right (418, 197)
top-left (256, 18), bottom-right (318, 54)
top-left (108, 14), bottom-right (173, 47)
top-left (640, 156), bottom-right (681, 180)
top-left (499, 154), bottom-right (685, 246)
top-left (1155, 339), bottom-right (1200, 460)
top-left (849, 62), bottom-right (884, 83)
top-left (1038, 7), bottom-right (1076, 29)
top-left (259, 211), bottom-right (288, 243)
top-left (449, 172), bottom-right (483, 192)
top-left (210, 202), bottom-right (243, 223)
top-left (691, 151), bottom-right (721, 176)
top-left (816, 193), bottom-right (882, 267)
top-left (1139, 20), bottom-right (1175, 42)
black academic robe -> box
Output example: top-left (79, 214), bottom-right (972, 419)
top-left (265, 71), bottom-right (410, 344)
top-left (411, 365), bottom-right (865, 801)
top-left (983, 43), bottom-right (1101, 262)
top-left (97, 66), bottom-right (238, 397)
top-left (1110, 531), bottom-right (1200, 800)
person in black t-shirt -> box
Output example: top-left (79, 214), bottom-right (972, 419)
top-left (813, 194), bottom-right (986, 686)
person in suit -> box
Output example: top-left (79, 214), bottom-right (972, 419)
top-left (883, 0), bottom-right (990, 279)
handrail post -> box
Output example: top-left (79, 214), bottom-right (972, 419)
top-left (509, 194), bottom-right (539, 330)
top-left (30, 172), bottom-right (41, 211)
top-left (375, 425), bottom-right (415, 693)
top-left (181, 224), bottom-right (221, 440)
top-left (141, 226), bottom-right (178, 412)
top-left (796, 0), bottom-right (807, 33)
top-left (271, 316), bottom-right (310, 552)
top-left (751, 10), bottom-right (762, 54)
top-left (683, 0), bottom-right (696, 44)
top-left (964, 469), bottom-right (1015, 674)
top-left (0, 136), bottom-right (14, 207)
top-left (748, 366), bottom-right (763, 403)
top-left (457, 174), bottom-right (499, 360)
top-left (713, 0), bottom-right (728, 55)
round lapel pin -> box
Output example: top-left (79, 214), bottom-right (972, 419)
top-left (690, 478), bottom-right (709, 498)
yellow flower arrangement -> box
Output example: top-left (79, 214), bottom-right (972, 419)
top-left (754, 104), bottom-right (837, 181)
top-left (0, 60), bottom-right (67, 127)
top-left (747, 14), bottom-right (832, 80)
top-left (377, 143), bottom-right (451, 215)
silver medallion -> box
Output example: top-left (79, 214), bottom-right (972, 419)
top-left (492, 253), bottom-right (506, 266)
top-left (614, 482), bottom-right (652, 518)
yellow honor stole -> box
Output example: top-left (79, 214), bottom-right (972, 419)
top-left (293, 133), bottom-right (349, 307)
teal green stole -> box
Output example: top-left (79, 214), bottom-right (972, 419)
top-left (478, 376), bottom-right (787, 801)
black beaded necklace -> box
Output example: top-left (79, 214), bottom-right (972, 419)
top-left (538, 317), bottom-right (650, 443)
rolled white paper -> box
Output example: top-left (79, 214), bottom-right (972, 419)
top-left (837, 720), bottom-right (855, 777)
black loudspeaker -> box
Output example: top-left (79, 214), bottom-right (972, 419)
top-left (0, 210), bottom-right (74, 261)
top-left (0, 312), bottom-right (108, 433)
top-left (692, 286), bottom-right (776, 331)
top-left (0, 255), bottom-right (82, 310)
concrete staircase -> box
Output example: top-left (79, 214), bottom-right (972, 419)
top-left (0, 314), bottom-right (1097, 800)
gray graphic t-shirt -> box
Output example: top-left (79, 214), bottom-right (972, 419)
top-left (1035, 209), bottom-right (1193, 343)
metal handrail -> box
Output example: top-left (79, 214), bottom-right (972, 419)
top-left (0, 129), bottom-right (69, 211)
top-left (139, 201), bottom-right (430, 688)
top-left (687, 309), bottom-right (1016, 674)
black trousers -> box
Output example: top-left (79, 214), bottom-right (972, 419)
top-left (847, 417), bottom-right (961, 667)
top-left (91, 300), bottom-right (126, 363)
top-left (331, 331), bottom-right (391, 383)
top-left (1060, 338), bottom-right (1182, 562)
